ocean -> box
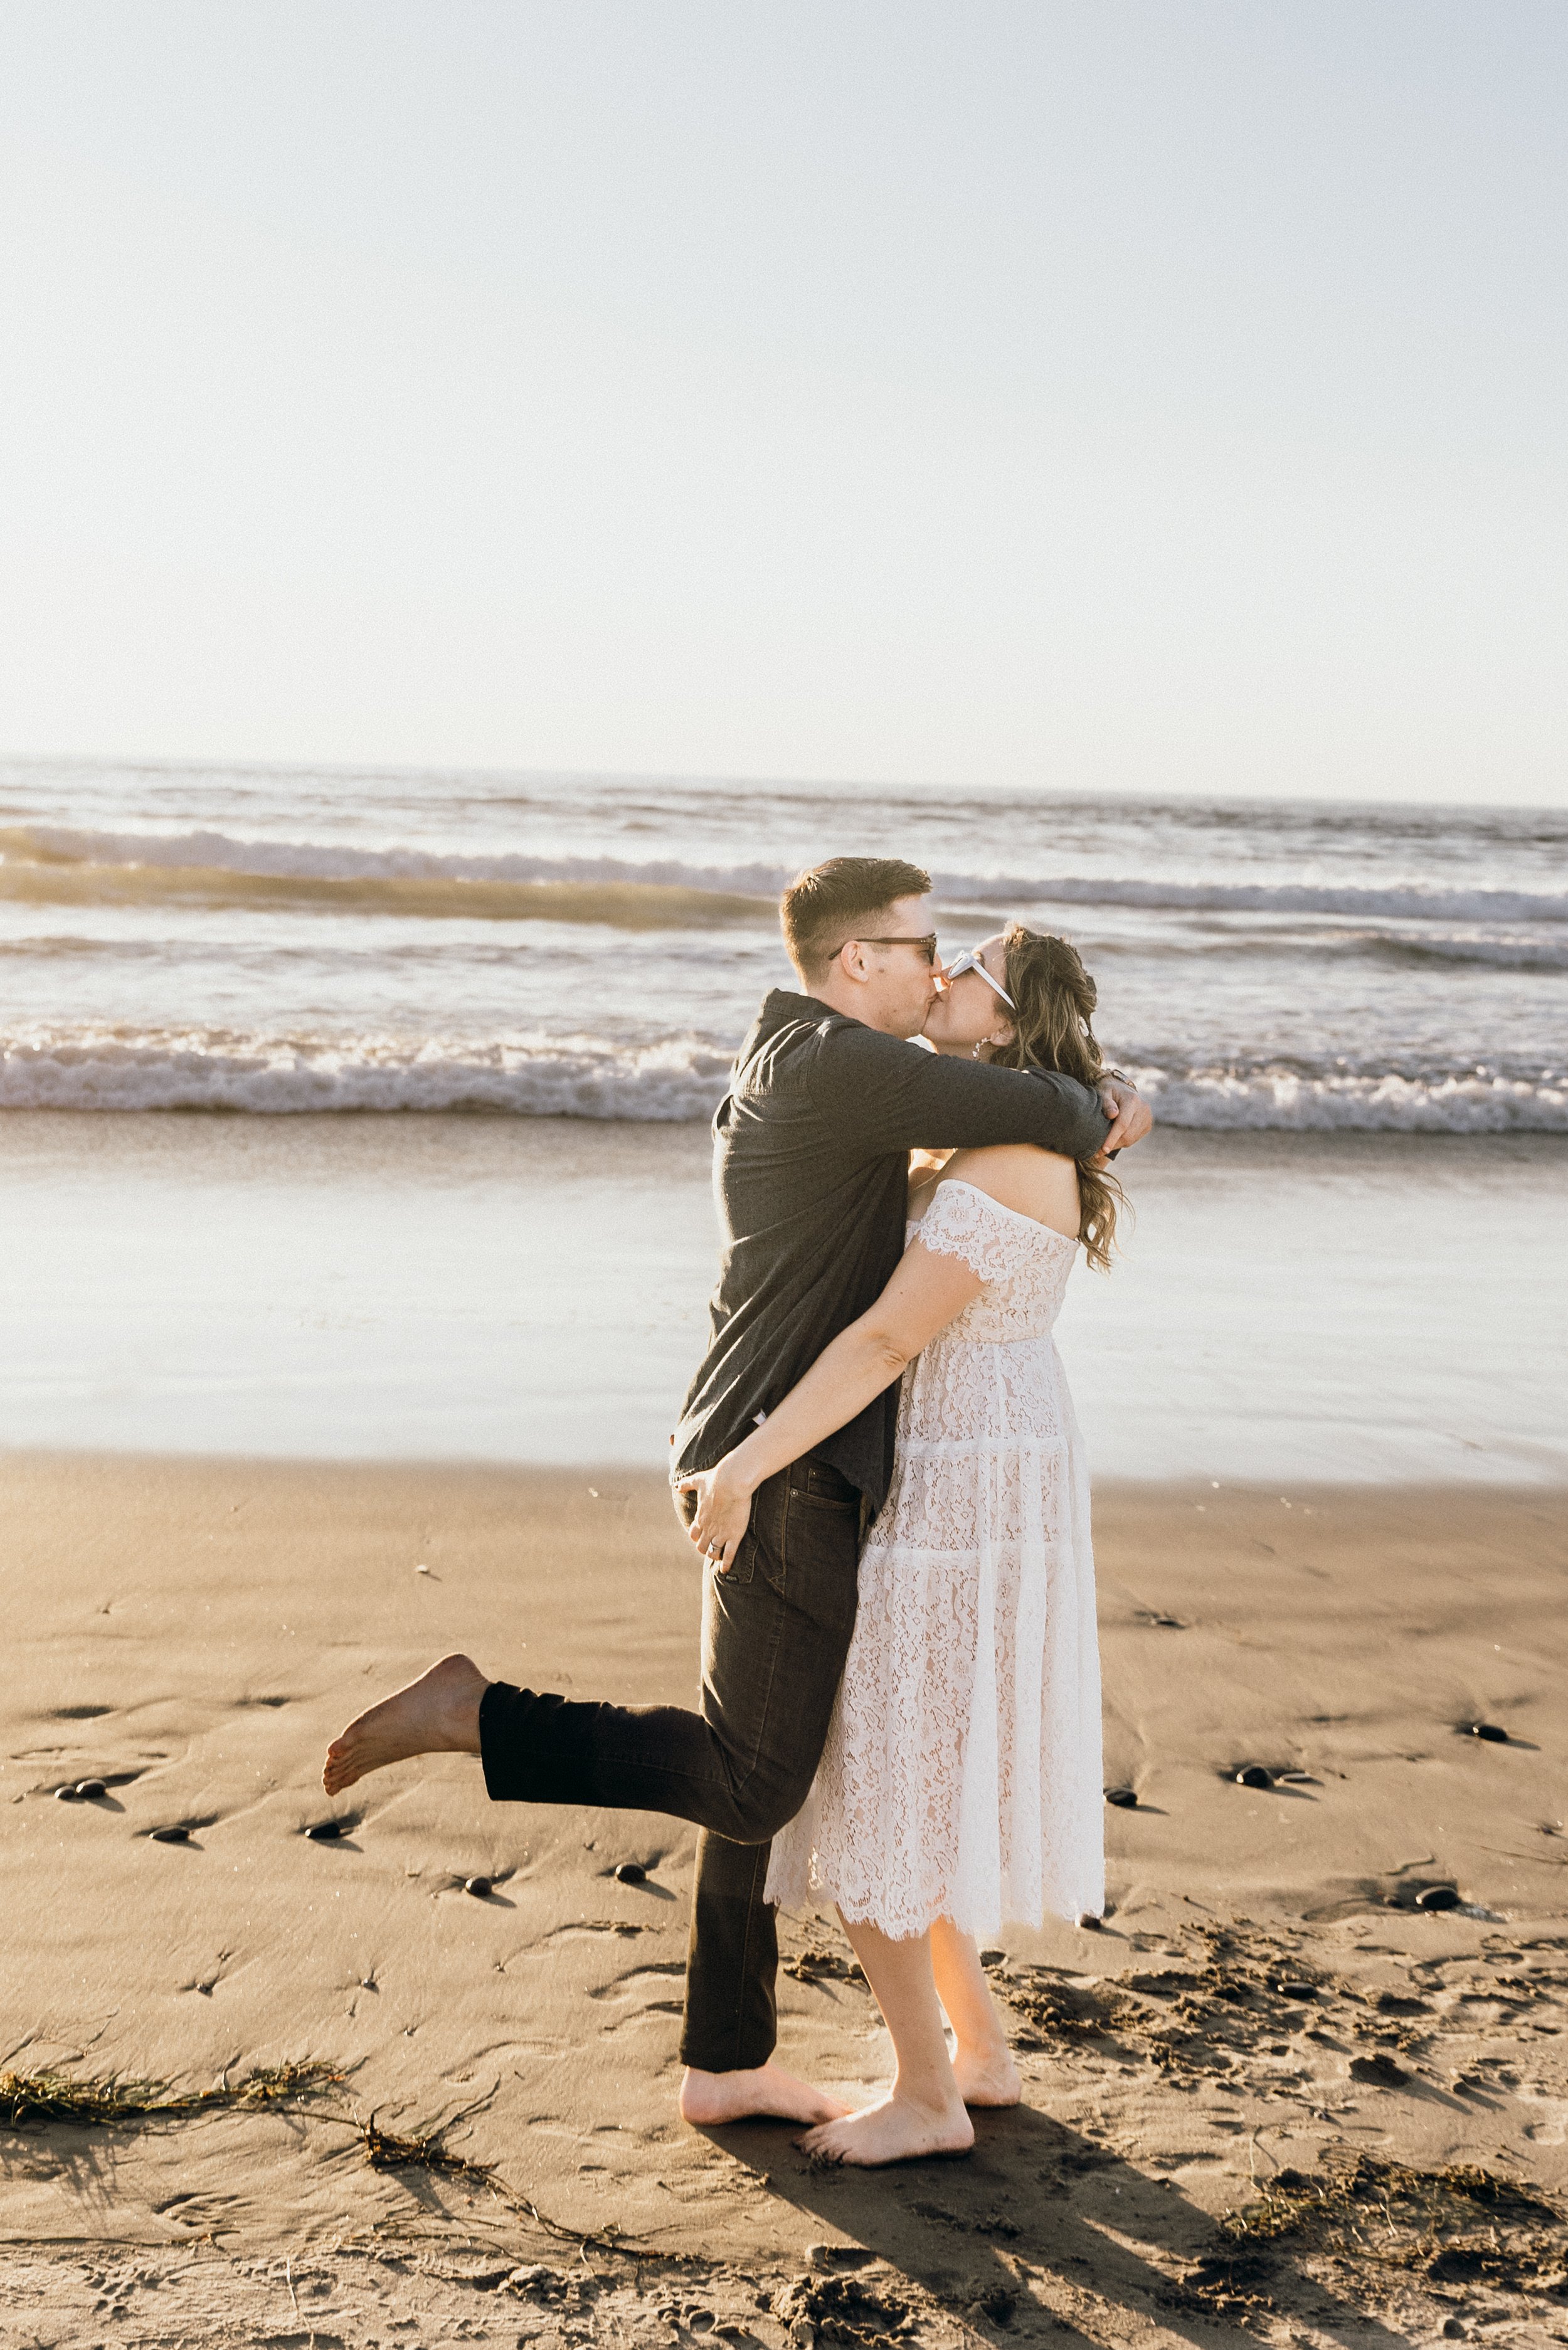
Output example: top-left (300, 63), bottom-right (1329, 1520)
top-left (1, 761), bottom-right (1564, 1130)
top-left (1, 762), bottom-right (1564, 1481)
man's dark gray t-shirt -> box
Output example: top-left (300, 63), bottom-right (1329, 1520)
top-left (673, 988), bottom-right (1110, 1511)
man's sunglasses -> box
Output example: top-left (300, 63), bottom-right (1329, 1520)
top-left (830, 933), bottom-right (940, 965)
top-left (939, 948), bottom-right (1015, 1010)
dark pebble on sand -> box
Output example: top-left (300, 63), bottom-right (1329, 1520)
top-left (1105, 1786), bottom-right (1138, 1808)
top-left (465, 1875), bottom-right (492, 1898)
top-left (151, 1825), bottom-right (189, 1843)
top-left (1079, 1913), bottom-right (1103, 1931)
top-left (305, 1821), bottom-right (344, 1840)
top-left (1350, 2053), bottom-right (1408, 2087)
top-left (1235, 1765), bottom-right (1273, 1789)
top-left (1416, 1883), bottom-right (1461, 1911)
top-left (971, 2287), bottom-right (1018, 2326)
top-left (55, 1784), bottom-right (82, 1801)
top-left (980, 1949), bottom-right (1005, 1966)
top-left (1466, 1722), bottom-right (1508, 1743)
top-left (75, 1779), bottom-right (107, 1800)
top-left (1274, 1981), bottom-right (1315, 2001)
top-left (614, 1861), bottom-right (647, 1885)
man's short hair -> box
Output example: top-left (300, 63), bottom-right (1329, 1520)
top-left (780, 855), bottom-right (933, 983)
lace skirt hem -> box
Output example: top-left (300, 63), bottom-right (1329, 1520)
top-left (767, 1875), bottom-right (1104, 1942)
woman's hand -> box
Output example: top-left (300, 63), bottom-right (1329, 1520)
top-left (673, 1456), bottom-right (755, 1571)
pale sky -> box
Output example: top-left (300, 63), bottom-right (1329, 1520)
top-left (1, 1), bottom-right (1564, 803)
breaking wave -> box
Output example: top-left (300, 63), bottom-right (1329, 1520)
top-left (1362, 931), bottom-right (1568, 972)
top-left (4, 823), bottom-right (1566, 929)
top-left (955, 874), bottom-right (1568, 924)
top-left (1131, 1064), bottom-right (1567, 1133)
top-left (0, 1032), bottom-right (736, 1118)
top-left (2, 1029), bottom-right (1564, 1130)
top-left (0, 839), bottom-right (770, 929)
top-left (0, 822), bottom-right (786, 897)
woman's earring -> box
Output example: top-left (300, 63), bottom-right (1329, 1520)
top-left (971, 1038), bottom-right (983, 1059)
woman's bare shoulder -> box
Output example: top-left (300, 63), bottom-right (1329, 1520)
top-left (939, 1144), bottom-right (1080, 1239)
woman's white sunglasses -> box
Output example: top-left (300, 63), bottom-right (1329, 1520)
top-left (940, 949), bottom-right (1015, 1010)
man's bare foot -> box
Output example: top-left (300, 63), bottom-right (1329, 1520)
top-left (679, 2062), bottom-right (851, 2127)
top-left (322, 1653), bottom-right (489, 1796)
top-left (799, 2090), bottom-right (975, 2167)
top-left (951, 2047), bottom-right (1022, 2107)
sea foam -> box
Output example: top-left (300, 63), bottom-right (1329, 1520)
top-left (2, 1032), bottom-right (1562, 1130)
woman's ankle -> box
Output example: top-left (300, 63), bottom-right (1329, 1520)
top-left (952, 2028), bottom-right (1012, 2066)
top-left (891, 2070), bottom-right (968, 2120)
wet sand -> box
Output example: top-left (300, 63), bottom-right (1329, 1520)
top-left (3, 1114), bottom-right (1565, 1481)
top-left (3, 1456), bottom-right (1565, 2345)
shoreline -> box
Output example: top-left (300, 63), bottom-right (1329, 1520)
top-left (3, 1113), bottom-right (1565, 1482)
top-left (4, 1104), bottom-right (1567, 1155)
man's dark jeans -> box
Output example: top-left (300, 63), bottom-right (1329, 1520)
top-left (477, 1454), bottom-right (862, 2073)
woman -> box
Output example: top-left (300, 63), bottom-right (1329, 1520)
top-left (677, 924), bottom-right (1120, 2166)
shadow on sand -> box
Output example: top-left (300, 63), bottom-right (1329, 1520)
top-left (703, 2102), bottom-right (1412, 2346)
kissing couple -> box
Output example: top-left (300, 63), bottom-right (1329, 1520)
top-left (324, 855), bottom-right (1152, 2167)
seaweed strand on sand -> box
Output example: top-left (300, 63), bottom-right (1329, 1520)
top-left (1222, 2154), bottom-right (1568, 2295)
top-left (0, 2060), bottom-right (341, 2129)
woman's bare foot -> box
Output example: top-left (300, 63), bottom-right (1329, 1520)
top-left (679, 2063), bottom-right (850, 2127)
top-left (799, 2090), bottom-right (975, 2167)
top-left (951, 2046), bottom-right (1022, 2107)
top-left (322, 1653), bottom-right (488, 1795)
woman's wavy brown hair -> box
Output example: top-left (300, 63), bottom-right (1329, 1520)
top-left (989, 924), bottom-right (1123, 1271)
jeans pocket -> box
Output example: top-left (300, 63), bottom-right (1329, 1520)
top-left (775, 1476), bottom-right (861, 1625)
top-left (714, 1523), bottom-right (759, 1587)
top-left (789, 1461), bottom-right (861, 1514)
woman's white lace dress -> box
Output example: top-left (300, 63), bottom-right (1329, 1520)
top-left (766, 1178), bottom-right (1104, 1940)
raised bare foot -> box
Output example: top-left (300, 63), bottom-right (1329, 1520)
top-left (799, 2090), bottom-right (975, 2167)
top-left (679, 2062), bottom-right (851, 2127)
top-left (951, 2046), bottom-right (1022, 2107)
top-left (322, 1653), bottom-right (489, 1796)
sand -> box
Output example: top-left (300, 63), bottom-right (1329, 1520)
top-left (3, 1456), bottom-right (1566, 2346)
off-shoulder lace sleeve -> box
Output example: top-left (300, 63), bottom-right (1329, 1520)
top-left (909, 1179), bottom-right (1039, 1286)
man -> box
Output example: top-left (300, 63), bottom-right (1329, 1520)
top-left (322, 857), bottom-right (1151, 2124)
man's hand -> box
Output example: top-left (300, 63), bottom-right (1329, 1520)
top-left (674, 1458), bottom-right (754, 1572)
top-left (1095, 1076), bottom-right (1152, 1158)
